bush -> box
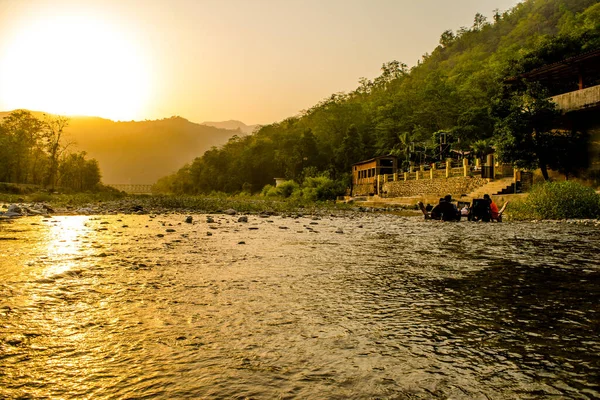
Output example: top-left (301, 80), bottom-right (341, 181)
top-left (276, 180), bottom-right (299, 198)
top-left (261, 184), bottom-right (279, 197)
top-left (300, 176), bottom-right (345, 201)
top-left (260, 181), bottom-right (300, 198)
top-left (0, 183), bottom-right (38, 194)
top-left (510, 181), bottom-right (600, 220)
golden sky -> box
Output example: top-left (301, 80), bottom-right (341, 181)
top-left (0, 0), bottom-right (521, 125)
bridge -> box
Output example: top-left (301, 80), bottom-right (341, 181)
top-left (107, 184), bottom-right (154, 194)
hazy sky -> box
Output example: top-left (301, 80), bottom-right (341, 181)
top-left (0, 0), bottom-right (521, 124)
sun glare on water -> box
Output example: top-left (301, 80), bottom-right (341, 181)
top-left (0, 13), bottom-right (152, 121)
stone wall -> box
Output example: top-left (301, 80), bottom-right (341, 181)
top-left (381, 176), bottom-right (488, 198)
top-left (353, 183), bottom-right (375, 196)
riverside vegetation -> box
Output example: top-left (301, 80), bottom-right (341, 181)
top-left (506, 181), bottom-right (600, 220)
top-left (2, 180), bottom-right (600, 222)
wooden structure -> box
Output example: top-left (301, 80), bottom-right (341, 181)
top-left (516, 48), bottom-right (600, 174)
top-left (516, 48), bottom-right (600, 99)
top-left (352, 156), bottom-right (397, 196)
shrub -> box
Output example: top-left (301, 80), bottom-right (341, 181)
top-left (300, 176), bottom-right (345, 201)
top-left (260, 181), bottom-right (300, 198)
top-left (276, 180), bottom-right (299, 198)
top-left (510, 181), bottom-right (600, 220)
top-left (261, 184), bottom-right (279, 197)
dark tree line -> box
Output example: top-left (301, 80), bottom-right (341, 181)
top-left (0, 110), bottom-right (101, 191)
top-left (155, 0), bottom-right (600, 195)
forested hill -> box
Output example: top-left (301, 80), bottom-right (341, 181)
top-left (0, 112), bottom-right (242, 184)
top-left (159, 0), bottom-right (600, 195)
top-left (201, 120), bottom-right (259, 134)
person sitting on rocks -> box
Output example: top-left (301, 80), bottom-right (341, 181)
top-left (484, 194), bottom-right (502, 222)
top-left (469, 196), bottom-right (492, 222)
top-left (430, 195), bottom-right (461, 221)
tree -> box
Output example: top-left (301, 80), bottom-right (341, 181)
top-left (0, 110), bottom-right (45, 183)
top-left (473, 13), bottom-right (489, 31)
top-left (43, 115), bottom-right (70, 189)
top-left (59, 152), bottom-right (101, 191)
top-left (494, 82), bottom-right (564, 180)
top-left (439, 30), bottom-right (456, 47)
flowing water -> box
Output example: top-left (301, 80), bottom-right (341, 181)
top-left (1, 213), bottom-right (599, 399)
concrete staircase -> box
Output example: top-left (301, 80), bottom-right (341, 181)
top-left (467, 177), bottom-right (517, 199)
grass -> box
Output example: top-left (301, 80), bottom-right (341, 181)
top-left (137, 193), bottom-right (355, 213)
top-left (506, 181), bottom-right (600, 220)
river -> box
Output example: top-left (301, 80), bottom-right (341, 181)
top-left (1, 213), bottom-right (599, 399)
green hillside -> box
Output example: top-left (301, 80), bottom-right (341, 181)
top-left (156, 0), bottom-right (600, 195)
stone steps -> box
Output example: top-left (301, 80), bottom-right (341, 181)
top-left (467, 177), bottom-right (516, 199)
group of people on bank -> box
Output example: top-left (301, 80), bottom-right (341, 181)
top-left (424, 194), bottom-right (503, 222)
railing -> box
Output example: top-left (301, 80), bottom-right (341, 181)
top-left (376, 162), bottom-right (516, 183)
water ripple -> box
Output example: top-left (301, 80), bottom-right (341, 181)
top-left (0, 214), bottom-right (598, 398)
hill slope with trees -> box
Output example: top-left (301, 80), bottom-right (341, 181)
top-left (155, 0), bottom-right (600, 196)
top-left (0, 112), bottom-right (242, 184)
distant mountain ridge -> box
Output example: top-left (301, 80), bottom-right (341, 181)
top-left (201, 120), bottom-right (259, 134)
top-left (0, 111), bottom-right (244, 184)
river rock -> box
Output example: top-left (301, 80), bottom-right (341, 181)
top-left (224, 209), bottom-right (237, 215)
top-left (185, 216), bottom-right (193, 223)
top-left (237, 216), bottom-right (248, 223)
top-left (7, 204), bottom-right (22, 214)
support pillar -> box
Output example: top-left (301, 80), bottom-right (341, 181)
top-left (486, 154), bottom-right (495, 180)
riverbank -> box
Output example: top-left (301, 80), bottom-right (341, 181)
top-left (0, 193), bottom-right (421, 219)
top-left (1, 186), bottom-right (599, 223)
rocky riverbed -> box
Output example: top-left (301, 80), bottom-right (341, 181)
top-left (1, 211), bottom-right (599, 398)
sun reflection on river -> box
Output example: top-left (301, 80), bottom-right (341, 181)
top-left (43, 216), bottom-right (90, 277)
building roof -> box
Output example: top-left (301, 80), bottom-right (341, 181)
top-left (511, 48), bottom-right (600, 85)
top-left (352, 155), bottom-right (397, 166)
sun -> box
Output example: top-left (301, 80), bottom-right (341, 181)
top-left (0, 13), bottom-right (152, 121)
